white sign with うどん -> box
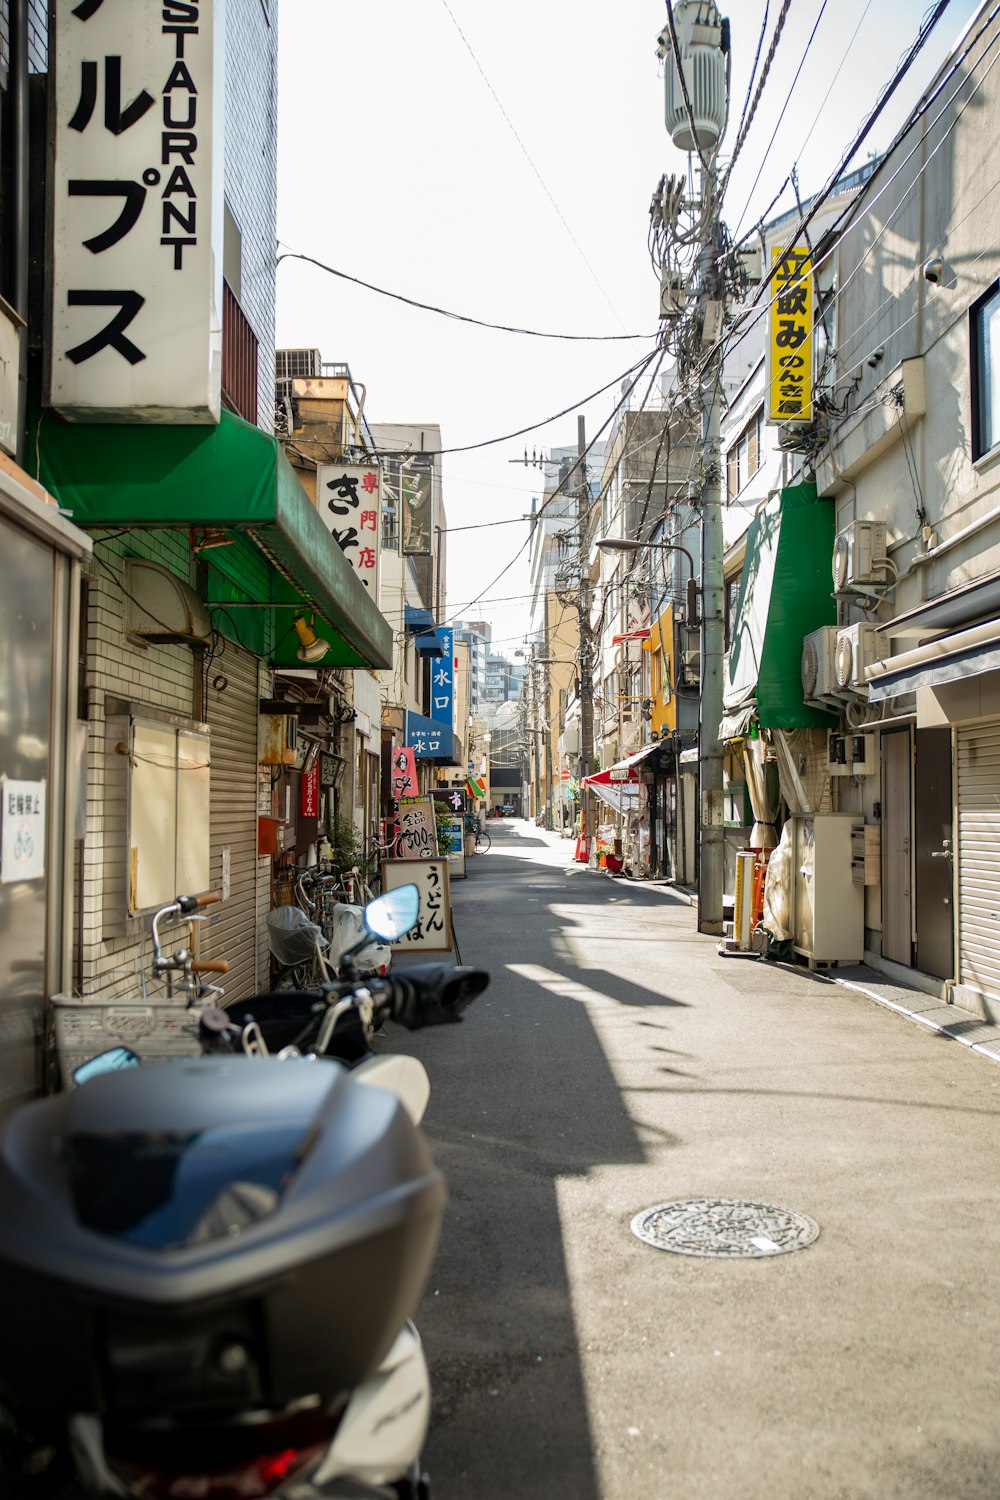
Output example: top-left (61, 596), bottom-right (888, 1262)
top-left (50, 0), bottom-right (223, 422)
top-left (316, 464), bottom-right (382, 599)
top-left (381, 858), bottom-right (453, 953)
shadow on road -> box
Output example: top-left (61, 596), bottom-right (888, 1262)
top-left (389, 832), bottom-right (685, 1497)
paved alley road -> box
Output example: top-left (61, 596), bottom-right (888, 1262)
top-left (391, 818), bottom-right (1000, 1500)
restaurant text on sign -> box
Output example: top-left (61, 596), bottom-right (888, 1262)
top-left (51, 0), bottom-right (222, 420)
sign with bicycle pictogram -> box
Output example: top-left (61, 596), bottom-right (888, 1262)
top-left (1, 777), bottom-right (46, 884)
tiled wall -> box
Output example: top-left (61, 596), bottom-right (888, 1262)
top-left (225, 0), bottom-right (279, 428)
top-left (79, 532), bottom-right (197, 995)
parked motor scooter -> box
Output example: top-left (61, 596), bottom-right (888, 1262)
top-left (0, 884), bottom-right (488, 1500)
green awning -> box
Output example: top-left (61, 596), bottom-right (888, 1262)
top-left (723, 481), bottom-right (837, 732)
top-left (36, 408), bottom-right (392, 670)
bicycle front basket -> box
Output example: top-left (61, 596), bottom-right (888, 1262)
top-left (266, 906), bottom-right (327, 966)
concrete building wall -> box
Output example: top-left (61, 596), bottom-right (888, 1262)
top-left (224, 0), bottom-right (279, 424)
top-left (818, 3), bottom-right (1000, 613)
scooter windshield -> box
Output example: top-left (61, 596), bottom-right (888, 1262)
top-left (62, 1122), bottom-right (308, 1248)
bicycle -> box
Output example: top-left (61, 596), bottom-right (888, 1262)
top-left (267, 901), bottom-right (336, 990)
top-left (358, 831), bottom-right (398, 895)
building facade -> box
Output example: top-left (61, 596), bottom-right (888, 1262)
top-left (19, 2), bottom-right (391, 1077)
top-left (809, 2), bottom-right (1000, 1011)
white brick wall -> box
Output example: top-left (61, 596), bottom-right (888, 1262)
top-left (225, 0), bottom-right (279, 426)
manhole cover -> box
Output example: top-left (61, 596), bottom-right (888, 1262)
top-left (630, 1198), bottom-right (820, 1258)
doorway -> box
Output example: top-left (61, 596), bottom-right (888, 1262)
top-left (881, 728), bottom-right (912, 966)
top-left (914, 726), bottom-right (953, 980)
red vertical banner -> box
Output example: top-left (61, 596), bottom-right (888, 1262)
top-left (391, 745), bottom-right (419, 799)
top-left (301, 762), bottom-right (320, 818)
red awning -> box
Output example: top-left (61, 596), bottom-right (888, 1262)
top-left (611, 628), bottom-right (651, 645)
top-left (582, 742), bottom-right (660, 787)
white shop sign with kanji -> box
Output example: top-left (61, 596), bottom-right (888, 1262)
top-left (316, 463), bottom-right (382, 598)
top-left (50, 0), bottom-right (223, 421)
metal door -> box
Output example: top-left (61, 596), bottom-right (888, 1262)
top-left (914, 727), bottom-right (954, 980)
top-left (881, 728), bottom-right (912, 966)
top-left (202, 645), bottom-right (261, 1000)
top-left (956, 718), bottom-right (1000, 1006)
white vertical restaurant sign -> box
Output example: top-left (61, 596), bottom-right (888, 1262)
top-left (316, 463), bottom-right (382, 598)
top-left (50, 0), bottom-right (224, 422)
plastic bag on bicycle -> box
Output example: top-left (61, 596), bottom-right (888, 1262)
top-left (266, 906), bottom-right (327, 966)
top-left (329, 904), bottom-right (391, 977)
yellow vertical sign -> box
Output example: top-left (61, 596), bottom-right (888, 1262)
top-left (766, 246), bottom-right (813, 425)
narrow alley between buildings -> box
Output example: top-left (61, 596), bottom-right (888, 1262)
top-left (396, 819), bottom-right (1000, 1500)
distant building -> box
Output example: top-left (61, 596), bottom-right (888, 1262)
top-left (453, 620), bottom-right (491, 717)
top-left (483, 653), bottom-right (518, 704)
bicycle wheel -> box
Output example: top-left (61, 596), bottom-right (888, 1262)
top-left (475, 831), bottom-right (491, 853)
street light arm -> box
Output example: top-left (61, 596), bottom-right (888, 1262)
top-left (594, 536), bottom-right (696, 578)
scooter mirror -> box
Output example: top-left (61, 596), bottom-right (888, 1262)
top-left (72, 1046), bottom-right (141, 1085)
top-left (364, 884), bottom-right (419, 941)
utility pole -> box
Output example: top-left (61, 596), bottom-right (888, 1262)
top-left (658, 0), bottom-right (730, 936)
top-left (575, 415), bottom-right (595, 851)
top-left (543, 660), bottom-right (555, 831)
top-left (697, 196), bottom-right (725, 936)
top-left (532, 656), bottom-right (543, 822)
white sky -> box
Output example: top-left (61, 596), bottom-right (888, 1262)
top-left (275, 0), bottom-right (983, 659)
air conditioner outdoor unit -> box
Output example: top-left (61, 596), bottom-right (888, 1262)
top-left (680, 647), bottom-right (701, 685)
top-left (833, 520), bottom-right (888, 592)
top-left (801, 626), bottom-right (842, 705)
top-left (835, 623), bottom-right (887, 693)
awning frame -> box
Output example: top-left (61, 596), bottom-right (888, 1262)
top-left (37, 408), bottom-right (392, 670)
top-left (867, 615), bottom-right (1000, 701)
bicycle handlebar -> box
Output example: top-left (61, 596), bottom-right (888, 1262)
top-left (192, 959), bottom-right (230, 974)
top-left (177, 891), bottom-right (220, 913)
top-left (224, 964), bottom-right (491, 1060)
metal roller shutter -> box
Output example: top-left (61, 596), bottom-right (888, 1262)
top-left (202, 645), bottom-right (260, 1000)
top-left (956, 718), bottom-right (1000, 1005)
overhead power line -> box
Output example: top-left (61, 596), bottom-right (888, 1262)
top-left (701, 0), bottom-right (957, 380)
top-left (731, 0), bottom-right (831, 237)
top-left (438, 345), bottom-right (665, 628)
top-left (373, 348), bottom-right (660, 457)
top-left (276, 250), bottom-right (654, 343)
top-left (439, 0), bottom-right (627, 329)
top-left (721, 0), bottom-right (794, 196)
